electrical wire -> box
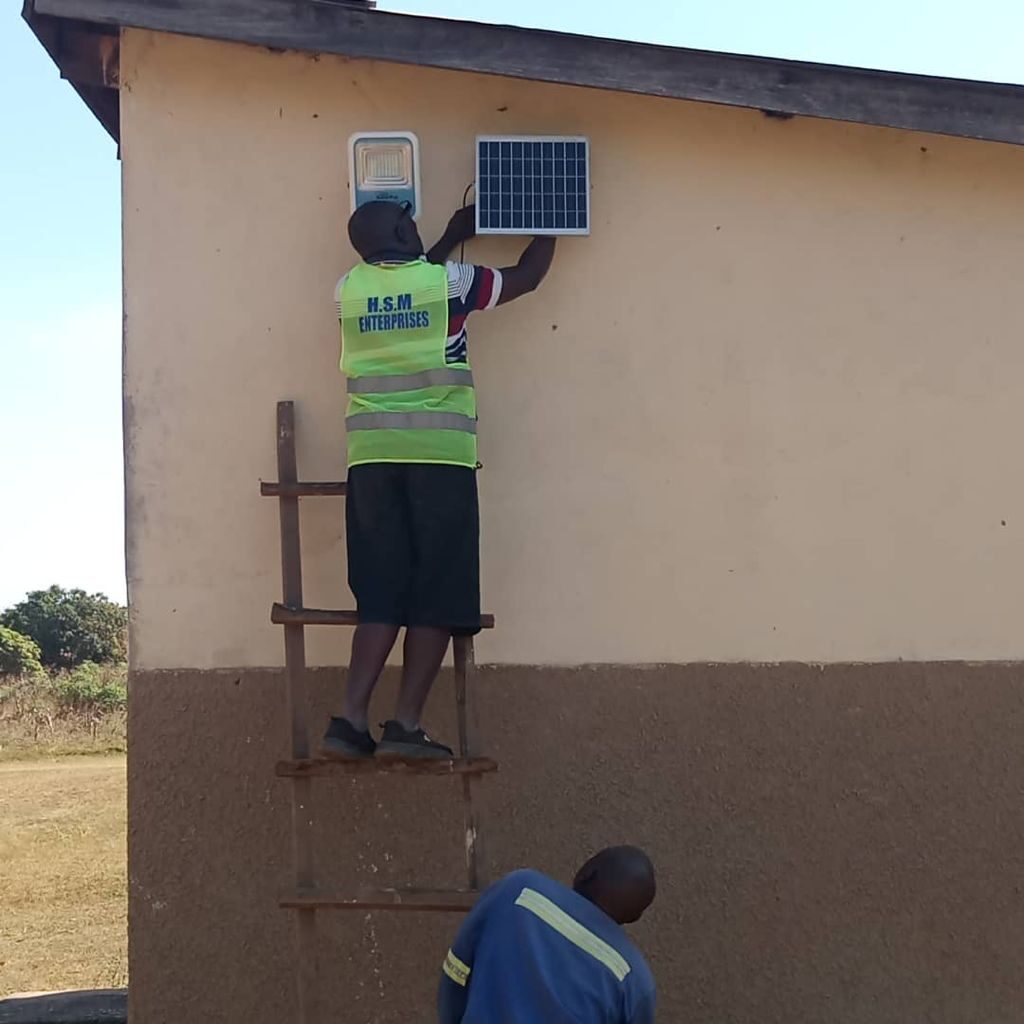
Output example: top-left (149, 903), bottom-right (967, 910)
top-left (460, 181), bottom-right (475, 263)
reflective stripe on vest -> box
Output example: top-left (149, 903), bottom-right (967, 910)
top-left (346, 367), bottom-right (475, 395)
top-left (345, 411), bottom-right (478, 434)
top-left (339, 260), bottom-right (477, 468)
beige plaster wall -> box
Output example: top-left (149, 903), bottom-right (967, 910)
top-left (121, 29), bottom-right (1024, 670)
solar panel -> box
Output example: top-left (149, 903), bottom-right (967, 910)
top-left (475, 136), bottom-right (591, 236)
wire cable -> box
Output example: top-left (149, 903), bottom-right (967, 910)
top-left (460, 181), bottom-right (475, 263)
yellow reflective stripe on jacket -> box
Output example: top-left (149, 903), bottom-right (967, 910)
top-left (514, 888), bottom-right (631, 982)
top-left (442, 949), bottom-right (471, 987)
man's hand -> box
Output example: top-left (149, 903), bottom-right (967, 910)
top-left (445, 205), bottom-right (477, 245)
top-left (426, 206), bottom-right (477, 264)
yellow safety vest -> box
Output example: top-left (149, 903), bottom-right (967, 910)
top-left (339, 260), bottom-right (477, 468)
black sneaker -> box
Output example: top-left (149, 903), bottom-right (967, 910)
top-left (320, 717), bottom-right (376, 761)
top-left (376, 721), bottom-right (454, 760)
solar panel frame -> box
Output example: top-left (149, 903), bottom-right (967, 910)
top-left (475, 135), bottom-right (591, 237)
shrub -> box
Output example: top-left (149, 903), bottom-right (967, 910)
top-left (51, 662), bottom-right (128, 715)
top-left (2, 586), bottom-right (127, 669)
top-left (0, 626), bottom-right (44, 678)
top-left (0, 665), bottom-right (127, 758)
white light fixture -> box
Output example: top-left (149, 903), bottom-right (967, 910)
top-left (348, 131), bottom-right (421, 216)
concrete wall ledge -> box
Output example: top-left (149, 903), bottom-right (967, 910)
top-left (0, 990), bottom-right (127, 1024)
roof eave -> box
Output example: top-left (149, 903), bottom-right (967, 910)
top-left (25, 0), bottom-right (1024, 148)
top-left (23, 0), bottom-right (120, 145)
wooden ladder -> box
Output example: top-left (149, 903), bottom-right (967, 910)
top-left (262, 400), bottom-right (496, 1024)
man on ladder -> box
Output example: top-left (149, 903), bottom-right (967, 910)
top-left (322, 199), bottom-right (555, 760)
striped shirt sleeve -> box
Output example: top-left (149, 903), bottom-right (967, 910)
top-left (444, 263), bottom-right (503, 363)
top-left (446, 262), bottom-right (503, 313)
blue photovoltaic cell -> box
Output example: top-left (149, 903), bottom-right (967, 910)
top-left (477, 138), bottom-right (589, 234)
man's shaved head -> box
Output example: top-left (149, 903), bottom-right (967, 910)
top-left (348, 200), bottom-right (423, 261)
top-left (573, 846), bottom-right (656, 925)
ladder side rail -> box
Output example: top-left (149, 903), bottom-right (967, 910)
top-left (454, 636), bottom-right (487, 892)
top-left (275, 400), bottom-right (319, 1024)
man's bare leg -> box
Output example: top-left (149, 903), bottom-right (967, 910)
top-left (394, 626), bottom-right (451, 730)
top-left (343, 622), bottom-right (400, 731)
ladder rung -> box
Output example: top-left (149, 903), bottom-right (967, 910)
top-left (271, 604), bottom-right (496, 629)
top-left (261, 481), bottom-right (347, 497)
top-left (281, 886), bottom-right (478, 912)
top-left (277, 756), bottom-right (497, 778)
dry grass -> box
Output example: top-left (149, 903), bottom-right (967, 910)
top-left (0, 672), bottom-right (126, 762)
top-left (0, 755), bottom-right (127, 995)
top-left (0, 716), bottom-right (125, 765)
top-left (0, 712), bottom-right (126, 762)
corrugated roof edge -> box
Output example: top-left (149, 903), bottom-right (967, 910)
top-left (24, 0), bottom-right (1024, 149)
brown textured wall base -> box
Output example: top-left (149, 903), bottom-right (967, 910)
top-left (128, 663), bottom-right (1024, 1024)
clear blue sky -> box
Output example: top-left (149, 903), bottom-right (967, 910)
top-left (1, 0), bottom-right (1021, 610)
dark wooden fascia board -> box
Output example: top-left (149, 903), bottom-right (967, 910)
top-left (23, 0), bottom-right (120, 143)
top-left (58, 26), bottom-right (120, 89)
top-left (28, 0), bottom-right (1024, 147)
top-left (69, 79), bottom-right (120, 141)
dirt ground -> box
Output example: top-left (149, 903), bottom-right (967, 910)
top-left (0, 755), bottom-right (127, 995)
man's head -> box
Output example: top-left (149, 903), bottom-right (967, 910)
top-left (573, 845), bottom-right (656, 925)
top-left (348, 200), bottom-right (424, 262)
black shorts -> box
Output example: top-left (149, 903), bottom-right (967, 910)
top-left (346, 463), bottom-right (481, 635)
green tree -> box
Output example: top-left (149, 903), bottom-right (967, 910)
top-left (1, 586), bottom-right (127, 669)
top-left (0, 625), bottom-right (44, 677)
